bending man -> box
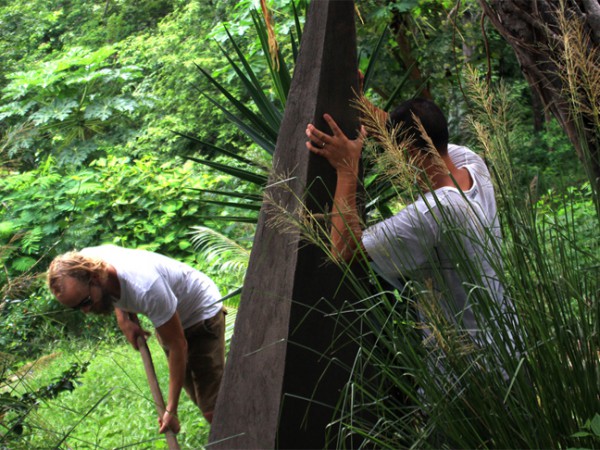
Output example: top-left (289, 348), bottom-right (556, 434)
top-left (47, 244), bottom-right (226, 433)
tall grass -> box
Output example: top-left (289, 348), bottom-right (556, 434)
top-left (555, 6), bottom-right (600, 217)
top-left (319, 70), bottom-right (599, 447)
top-left (262, 57), bottom-right (599, 448)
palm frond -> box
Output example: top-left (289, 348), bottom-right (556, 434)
top-left (250, 9), bottom-right (292, 107)
top-left (362, 26), bottom-right (388, 93)
top-left (185, 156), bottom-right (268, 186)
top-left (189, 226), bottom-right (250, 280)
top-left (172, 131), bottom-right (264, 168)
top-left (193, 70), bottom-right (278, 153)
top-left (186, 188), bottom-right (263, 203)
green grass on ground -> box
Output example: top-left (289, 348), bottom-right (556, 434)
top-left (6, 337), bottom-right (210, 449)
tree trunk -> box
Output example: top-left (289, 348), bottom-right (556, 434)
top-left (388, 9), bottom-right (432, 99)
top-left (479, 0), bottom-right (600, 195)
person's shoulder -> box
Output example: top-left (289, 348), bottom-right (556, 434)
top-left (448, 143), bottom-right (488, 172)
top-left (448, 144), bottom-right (481, 159)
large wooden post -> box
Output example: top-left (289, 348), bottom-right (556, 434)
top-left (208, 2), bottom-right (363, 448)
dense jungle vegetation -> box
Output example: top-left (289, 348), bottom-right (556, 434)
top-left (1, 0), bottom-right (598, 448)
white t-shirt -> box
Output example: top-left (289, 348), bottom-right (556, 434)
top-left (81, 245), bottom-right (221, 329)
top-left (362, 144), bottom-right (508, 336)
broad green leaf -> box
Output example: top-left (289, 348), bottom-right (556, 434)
top-left (590, 413), bottom-right (600, 436)
top-left (30, 98), bottom-right (79, 125)
top-left (0, 100), bottom-right (37, 120)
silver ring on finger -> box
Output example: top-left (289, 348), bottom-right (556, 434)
top-left (321, 142), bottom-right (326, 148)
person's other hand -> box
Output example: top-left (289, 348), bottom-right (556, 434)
top-left (121, 320), bottom-right (150, 350)
top-left (158, 409), bottom-right (181, 434)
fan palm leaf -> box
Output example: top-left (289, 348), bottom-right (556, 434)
top-left (189, 225), bottom-right (250, 279)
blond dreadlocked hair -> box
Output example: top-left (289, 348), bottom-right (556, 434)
top-left (47, 251), bottom-right (109, 295)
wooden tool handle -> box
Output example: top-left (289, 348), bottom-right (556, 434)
top-left (137, 336), bottom-right (180, 450)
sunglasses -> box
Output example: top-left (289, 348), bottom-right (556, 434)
top-left (72, 283), bottom-right (94, 310)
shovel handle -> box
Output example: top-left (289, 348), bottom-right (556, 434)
top-left (137, 336), bottom-right (180, 450)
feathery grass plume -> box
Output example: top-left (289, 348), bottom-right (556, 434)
top-left (556, 5), bottom-right (600, 126)
top-left (262, 170), bottom-right (306, 234)
top-left (417, 284), bottom-right (476, 359)
top-left (462, 62), bottom-right (598, 450)
top-left (554, 4), bottom-right (600, 214)
top-left (463, 66), bottom-right (516, 194)
top-left (262, 170), bottom-right (342, 264)
top-left (261, 165), bottom-right (384, 273)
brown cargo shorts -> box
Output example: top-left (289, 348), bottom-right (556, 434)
top-left (183, 307), bottom-right (227, 414)
top-left (159, 307), bottom-right (226, 415)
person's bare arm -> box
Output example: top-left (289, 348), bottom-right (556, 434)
top-left (115, 309), bottom-right (149, 350)
top-left (306, 114), bottom-right (366, 261)
top-left (155, 312), bottom-right (187, 434)
top-left (358, 70), bottom-right (388, 126)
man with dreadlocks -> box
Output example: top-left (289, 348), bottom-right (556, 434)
top-left (47, 245), bottom-right (226, 434)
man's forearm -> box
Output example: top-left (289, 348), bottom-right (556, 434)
top-left (165, 339), bottom-right (187, 417)
top-left (115, 308), bottom-right (131, 329)
top-left (331, 169), bottom-right (362, 261)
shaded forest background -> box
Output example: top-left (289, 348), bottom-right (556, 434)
top-left (1, 0), bottom-right (598, 448)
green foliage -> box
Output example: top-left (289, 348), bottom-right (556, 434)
top-left (112, 0), bottom-right (238, 160)
top-left (536, 183), bottom-right (598, 257)
top-left (0, 339), bottom-right (209, 449)
top-left (103, 0), bottom-right (175, 43)
top-left (321, 71), bottom-right (600, 450)
top-left (0, 153), bottom-right (221, 277)
top-left (1, 360), bottom-right (89, 440)
top-left (0, 46), bottom-right (149, 169)
top-left (572, 414), bottom-right (600, 444)
top-left (1, 291), bottom-right (56, 357)
top-left (0, 0), bottom-right (176, 72)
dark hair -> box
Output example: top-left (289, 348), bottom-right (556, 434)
top-left (388, 98), bottom-right (449, 155)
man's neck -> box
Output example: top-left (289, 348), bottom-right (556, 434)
top-left (427, 155), bottom-right (472, 191)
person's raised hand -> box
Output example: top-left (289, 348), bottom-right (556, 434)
top-left (306, 114), bottom-right (366, 176)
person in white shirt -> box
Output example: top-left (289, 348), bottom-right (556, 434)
top-left (305, 98), bottom-right (513, 345)
top-left (47, 245), bottom-right (225, 434)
